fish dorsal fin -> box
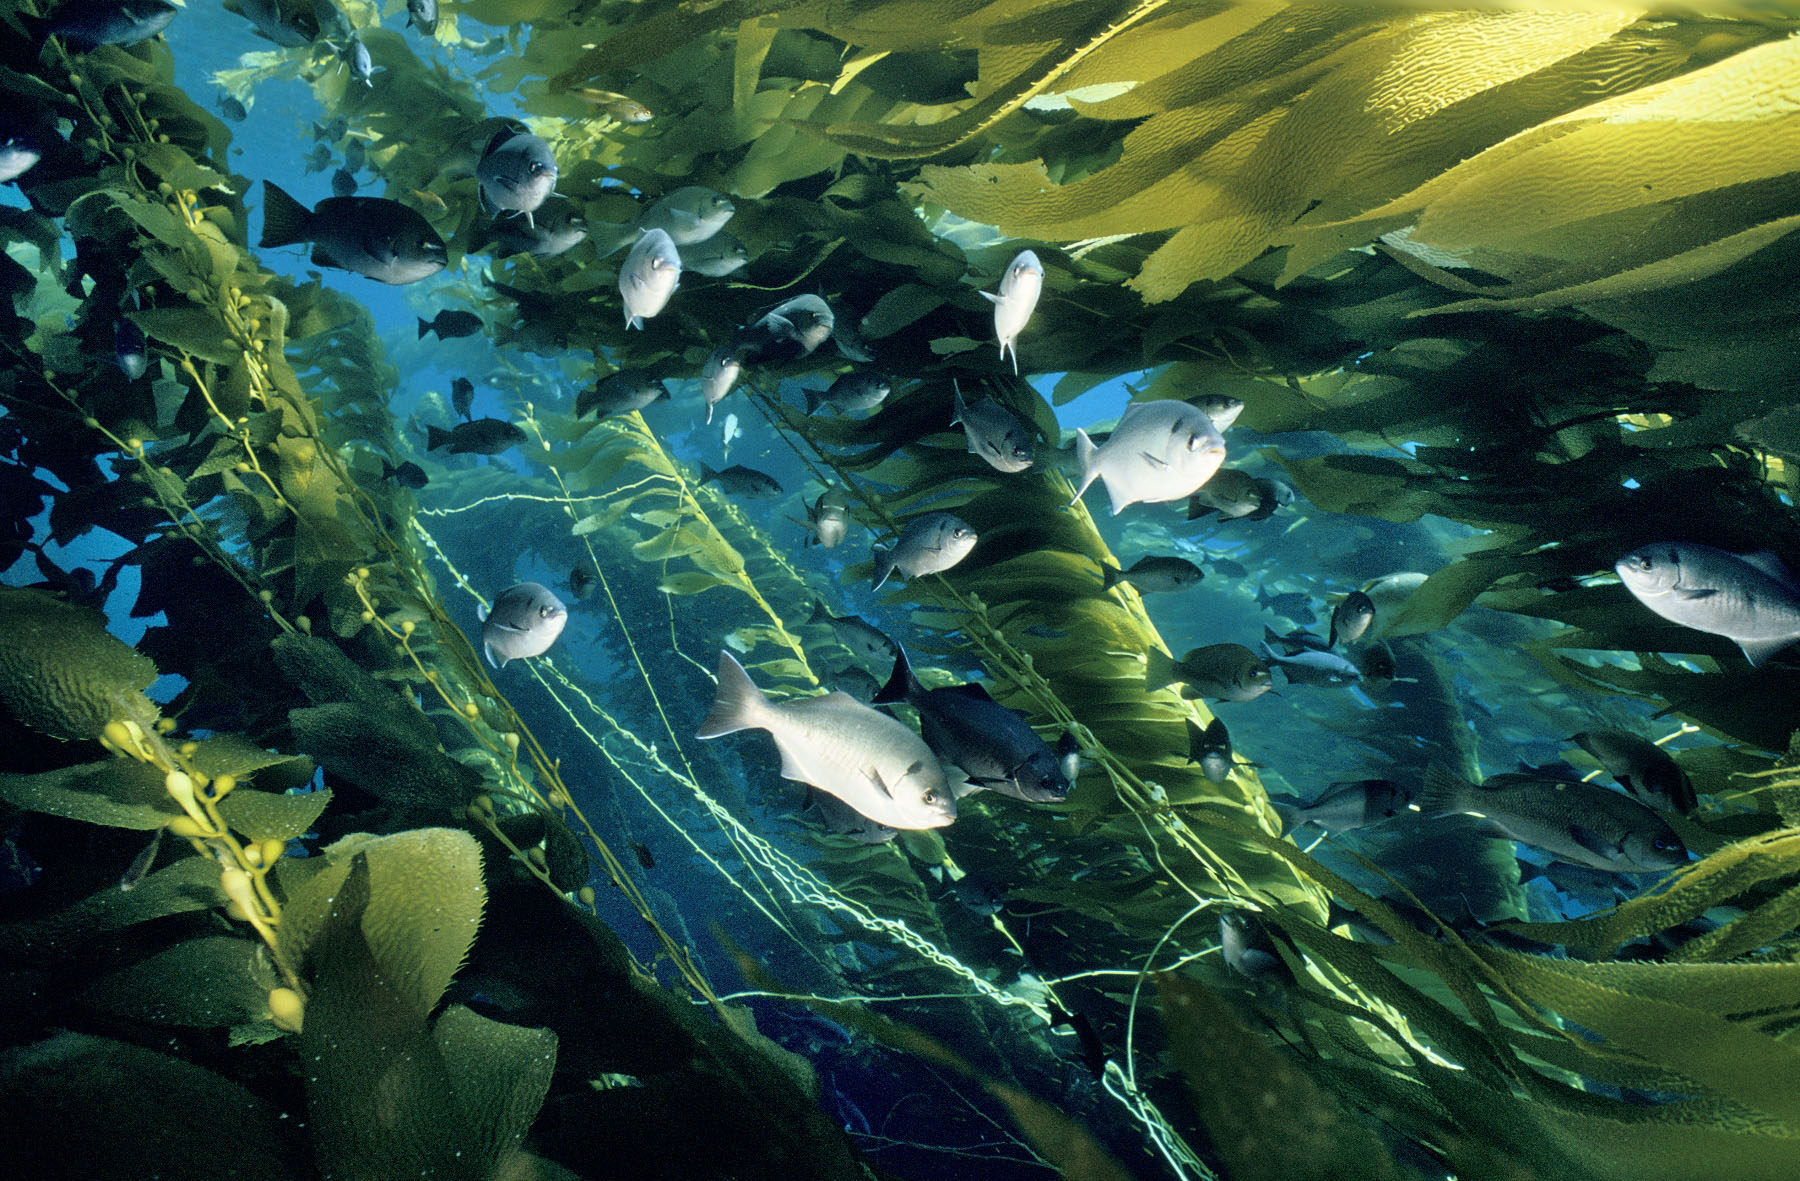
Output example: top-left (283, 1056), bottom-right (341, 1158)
top-left (482, 126), bottom-right (516, 159)
top-left (1739, 549), bottom-right (1799, 587)
top-left (951, 681), bottom-right (995, 704)
top-left (1569, 825), bottom-right (1621, 861)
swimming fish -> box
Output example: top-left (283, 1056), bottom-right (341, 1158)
top-left (236, 0), bottom-right (318, 47)
top-left (681, 232), bottom-right (749, 277)
top-left (568, 565), bottom-right (597, 600)
top-left (477, 129), bottom-right (558, 227)
top-left (874, 646), bottom-right (1071, 803)
top-left (872, 512), bottom-right (977, 590)
top-left (696, 650), bottom-right (955, 830)
top-left (569, 88), bottom-right (653, 125)
top-left (259, 182), bottom-right (447, 285)
top-left (1276, 779), bottom-right (1412, 834)
top-left (118, 827), bottom-right (162, 892)
top-left (1186, 469), bottom-right (1265, 521)
top-left (981, 249), bottom-right (1043, 375)
top-left (380, 459), bottom-right (428, 489)
top-left (342, 137), bottom-right (365, 173)
top-left (1615, 542), bottom-right (1800, 667)
top-left (330, 169), bottom-right (357, 198)
top-left (740, 294), bottom-right (833, 362)
top-left (1329, 591), bottom-right (1376, 648)
top-left (217, 94), bottom-right (248, 122)
top-left (806, 371), bottom-right (889, 415)
top-left (336, 33), bottom-right (380, 88)
top-left (1071, 400), bottom-right (1227, 516)
top-left (1260, 642), bottom-right (1361, 687)
top-left (802, 487), bottom-right (850, 549)
top-left (1262, 625), bottom-right (1330, 656)
top-left (629, 840), bottom-right (654, 869)
top-left (639, 186), bottom-right (735, 245)
top-left (619, 228), bottom-right (680, 329)
top-left (1145, 644), bottom-right (1273, 701)
top-left (406, 0), bottom-right (436, 35)
top-left (830, 666), bottom-right (881, 704)
top-left (479, 581), bottom-right (567, 669)
top-left (0, 124), bottom-right (43, 185)
top-left (418, 309), bottom-right (483, 341)
top-left (1184, 717), bottom-right (1233, 784)
top-left (700, 346), bottom-right (741, 425)
top-left (1418, 765), bottom-right (1689, 874)
top-left (577, 370), bottom-right (668, 419)
top-left (1196, 394), bottom-right (1245, 432)
top-left (487, 200), bottom-right (587, 258)
top-left (302, 143), bottom-right (332, 174)
top-left (1220, 910), bottom-right (1292, 984)
top-left (699, 462), bottom-right (781, 499)
top-left (425, 417), bottom-right (525, 455)
top-left (1257, 587), bottom-right (1316, 625)
top-left (451, 377), bottom-right (475, 420)
top-left (31, 0), bottom-right (175, 48)
top-left (720, 412), bottom-right (741, 461)
top-left (114, 318), bottom-right (148, 380)
top-left (808, 602), bottom-right (896, 666)
top-left (1100, 555), bottom-right (1203, 595)
top-left (1571, 730), bottom-right (1697, 814)
top-left (1355, 641), bottom-right (1397, 686)
top-left (953, 390), bottom-right (1033, 473)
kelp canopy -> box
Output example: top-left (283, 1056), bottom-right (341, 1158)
top-left (5, 1), bottom-right (1800, 1178)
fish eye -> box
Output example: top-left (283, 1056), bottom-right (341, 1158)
top-left (922, 790), bottom-right (936, 804)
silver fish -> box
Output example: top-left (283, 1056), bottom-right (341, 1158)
top-left (1184, 718), bottom-right (1233, 784)
top-left (701, 346), bottom-right (742, 424)
top-left (35, 0), bottom-right (175, 48)
top-left (477, 129), bottom-right (558, 227)
top-left (639, 186), bottom-right (735, 246)
top-left (872, 512), bottom-right (976, 590)
top-left (1276, 779), bottom-right (1412, 834)
top-left (1328, 591), bottom-right (1375, 648)
top-left (1418, 766), bottom-right (1688, 874)
top-left (803, 487), bottom-right (849, 549)
top-left (681, 232), bottom-right (749, 277)
top-left (1616, 542), bottom-right (1800, 667)
top-left (758, 294), bottom-right (834, 358)
top-left (953, 390), bottom-right (1033, 473)
top-left (696, 650), bottom-right (955, 830)
top-left (480, 581), bottom-right (567, 669)
top-left (406, 0), bottom-right (437, 35)
top-left (1196, 394), bottom-right (1244, 431)
top-left (0, 129), bottom-right (43, 185)
top-left (259, 182), bottom-right (447, 285)
top-left (619, 228), bottom-right (680, 329)
top-left (119, 827), bottom-right (163, 892)
top-left (1220, 911), bottom-right (1290, 983)
top-left (338, 33), bottom-right (380, 88)
top-left (1071, 399), bottom-right (1226, 516)
top-left (1186, 469), bottom-right (1265, 520)
top-left (806, 371), bottom-right (889, 415)
top-left (981, 249), bottom-right (1043, 375)
top-left (235, 0), bottom-right (317, 47)
top-left (808, 602), bottom-right (896, 666)
top-left (115, 318), bottom-right (148, 380)
top-left (1260, 641), bottom-right (1360, 687)
top-left (1571, 730), bottom-right (1697, 814)
top-left (720, 412), bottom-right (741, 461)
top-left (487, 199), bottom-right (586, 257)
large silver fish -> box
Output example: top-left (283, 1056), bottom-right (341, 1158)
top-left (872, 512), bottom-right (976, 590)
top-left (981, 249), bottom-right (1043, 375)
top-left (696, 651), bottom-right (955, 830)
top-left (1616, 542), bottom-right (1800, 667)
top-left (953, 390), bottom-right (1033, 473)
top-left (639, 186), bottom-right (735, 245)
top-left (619, 228), bottom-right (680, 329)
top-left (477, 129), bottom-right (558, 227)
top-left (1071, 400), bottom-right (1226, 516)
top-left (480, 582), bottom-right (567, 669)
top-left (1418, 766), bottom-right (1688, 874)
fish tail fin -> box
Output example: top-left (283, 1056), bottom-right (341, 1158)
top-left (1070, 429), bottom-right (1100, 508)
top-left (804, 389), bottom-right (824, 415)
top-left (424, 424), bottom-right (451, 451)
top-left (695, 650), bottom-right (769, 738)
top-left (1183, 718), bottom-right (1205, 763)
top-left (951, 388), bottom-right (968, 427)
top-left (380, 458), bottom-right (397, 479)
top-left (705, 402), bottom-right (715, 425)
top-left (1269, 800), bottom-right (1300, 835)
top-left (871, 545), bottom-right (894, 590)
top-left (258, 181), bottom-right (311, 249)
top-left (1100, 562), bottom-right (1121, 592)
top-left (807, 600), bottom-right (829, 626)
top-left (1145, 648), bottom-right (1178, 693)
top-left (698, 461), bottom-right (718, 486)
top-left (872, 646), bottom-right (921, 706)
top-left (417, 317), bottom-right (432, 339)
top-left (1417, 764), bottom-right (1472, 818)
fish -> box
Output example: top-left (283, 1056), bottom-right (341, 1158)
top-left (806, 371), bottom-right (889, 415)
top-left (330, 169), bottom-right (357, 198)
top-left (568, 565), bottom-right (598, 600)
top-left (479, 581), bottom-right (567, 669)
top-left (30, 0), bottom-right (175, 48)
top-left (874, 647), bottom-right (1071, 803)
top-left (1260, 641), bottom-right (1361, 687)
top-left (337, 33), bottom-right (381, 88)
top-left (720, 412), bottom-right (741, 461)
top-left (807, 789), bottom-right (897, 844)
top-left (302, 143), bottom-right (333, 174)
top-left (380, 459), bottom-right (428, 489)
top-left (1047, 1004), bottom-right (1108, 1078)
top-left (406, 0), bottom-right (437, 35)
top-left (1276, 779), bottom-right (1412, 834)
top-left (803, 487), bottom-right (849, 549)
top-left (410, 188), bottom-right (448, 213)
top-left (577, 370), bottom-right (669, 419)
top-left (639, 186), bottom-right (735, 246)
top-left (342, 138), bottom-right (365, 173)
top-left (114, 318), bottom-right (148, 380)
top-left (699, 462), bottom-right (781, 499)
top-left (619, 228), bottom-right (680, 329)
top-left (944, 874), bottom-right (1006, 917)
top-left (1355, 641), bottom-right (1397, 685)
top-left (1186, 469), bottom-right (1265, 521)
top-left (1615, 542), bottom-right (1800, 667)
top-left (1256, 586), bottom-right (1316, 624)
top-left (953, 390), bottom-right (1033, 473)
top-left (981, 249), bottom-right (1043, 375)
top-left (450, 377), bottom-right (475, 420)
top-left (487, 200), bottom-right (587, 258)
top-left (1100, 555), bottom-right (1203, 595)
top-left (118, 827), bottom-right (162, 892)
top-left (259, 182), bottom-right (447, 285)
top-left (829, 667), bottom-right (879, 704)
top-left (217, 94), bottom-right (248, 122)
top-left (807, 602), bottom-right (896, 666)
top-left (1184, 718), bottom-right (1233, 784)
top-left (629, 841), bottom-right (654, 870)
top-left (313, 116), bottom-right (348, 143)
top-left (1418, 765), bottom-right (1689, 874)
top-left (1248, 477), bottom-right (1293, 521)
top-left (569, 88), bottom-right (654, 125)
top-left (1220, 911), bottom-right (1292, 984)
top-left (236, 0), bottom-right (318, 47)
top-left (418, 309), bottom-right (483, 341)
top-left (424, 417), bottom-right (525, 456)
top-left (696, 650), bottom-right (955, 831)
top-left (1071, 399), bottom-right (1227, 516)
top-left (833, 310), bottom-right (875, 364)
top-left (700, 346), bottom-right (742, 425)
top-left (1196, 394), bottom-right (1244, 432)
top-left (680, 233), bottom-right (749, 277)
top-left (872, 512), bottom-right (976, 590)
top-left (477, 129), bottom-right (558, 227)
top-left (1571, 730), bottom-right (1697, 815)
top-left (1145, 644), bottom-right (1273, 702)
top-left (1262, 625), bottom-right (1330, 656)
top-left (1329, 591), bottom-right (1376, 648)
top-left (0, 125), bottom-right (44, 185)
top-left (738, 294), bottom-right (833, 362)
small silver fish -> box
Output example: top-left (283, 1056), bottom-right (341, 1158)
top-left (1196, 394), bottom-right (1244, 432)
top-left (981, 249), bottom-right (1043, 375)
top-left (406, 0), bottom-right (437, 35)
top-left (619, 228), bottom-right (680, 329)
top-left (477, 129), bottom-right (558, 227)
top-left (115, 318), bottom-right (148, 380)
top-left (1183, 718), bottom-right (1233, 784)
top-left (338, 33), bottom-right (380, 88)
top-left (806, 371), bottom-right (889, 416)
top-left (1276, 779), bottom-right (1412, 834)
top-left (1616, 542), bottom-right (1800, 667)
top-left (720, 412), bottom-right (741, 461)
top-left (639, 186), bottom-right (735, 246)
top-left (953, 389), bottom-right (1033, 473)
top-left (1259, 641), bottom-right (1360, 687)
top-left (701, 346), bottom-right (742, 424)
top-left (803, 487), bottom-right (849, 549)
top-left (1328, 591), bottom-right (1375, 648)
top-left (119, 827), bottom-right (163, 892)
top-left (480, 582), bottom-right (567, 669)
top-left (681, 232), bottom-right (749, 277)
top-left (0, 128), bottom-right (42, 185)
top-left (1071, 400), bottom-right (1226, 516)
top-left (872, 512), bottom-right (976, 590)
top-left (807, 601), bottom-right (895, 666)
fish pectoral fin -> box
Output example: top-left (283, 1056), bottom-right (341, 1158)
top-left (488, 620), bottom-right (528, 633)
top-left (864, 766), bottom-right (894, 798)
top-left (1569, 825), bottom-right (1622, 860)
top-left (979, 291), bottom-right (1001, 304)
top-left (1137, 451), bottom-right (1168, 469)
